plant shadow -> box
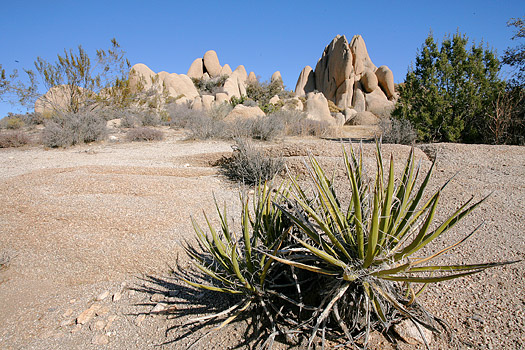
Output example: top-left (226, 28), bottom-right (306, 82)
top-left (130, 273), bottom-right (299, 349)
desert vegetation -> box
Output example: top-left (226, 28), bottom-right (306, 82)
top-left (393, 20), bottom-right (525, 145)
top-left (176, 143), bottom-right (516, 348)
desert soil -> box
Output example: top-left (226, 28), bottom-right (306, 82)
top-left (0, 128), bottom-right (523, 349)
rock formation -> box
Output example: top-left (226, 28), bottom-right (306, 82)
top-left (224, 105), bottom-right (265, 122)
top-left (295, 34), bottom-right (396, 125)
top-left (202, 50), bottom-right (222, 78)
top-left (129, 63), bottom-right (199, 100)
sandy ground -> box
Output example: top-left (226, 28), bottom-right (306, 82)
top-left (0, 130), bottom-right (523, 349)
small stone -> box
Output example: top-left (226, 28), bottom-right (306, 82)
top-left (92, 334), bottom-right (109, 345)
top-left (69, 299), bottom-right (76, 304)
top-left (150, 293), bottom-right (165, 303)
top-left (112, 292), bottom-right (122, 302)
top-left (394, 319), bottom-right (433, 345)
top-left (128, 289), bottom-right (136, 296)
top-left (60, 319), bottom-right (73, 327)
top-left (105, 315), bottom-right (117, 330)
top-left (93, 320), bottom-right (106, 331)
top-left (151, 303), bottom-right (167, 314)
top-left (63, 308), bottom-right (74, 317)
top-left (71, 324), bottom-right (82, 333)
top-left (471, 314), bottom-right (484, 324)
top-left (95, 306), bottom-right (110, 317)
top-left (76, 304), bottom-right (101, 324)
top-left (96, 291), bottom-right (110, 301)
top-left (134, 314), bottom-right (146, 325)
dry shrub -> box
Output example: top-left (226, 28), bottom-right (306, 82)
top-left (218, 138), bottom-right (284, 185)
top-left (126, 127), bottom-right (164, 142)
top-left (0, 130), bottom-right (31, 148)
top-left (380, 118), bottom-right (417, 145)
top-left (42, 111), bottom-right (107, 147)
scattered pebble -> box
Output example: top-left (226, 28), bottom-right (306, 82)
top-left (112, 292), bottom-right (122, 302)
top-left (93, 320), bottom-right (106, 331)
top-left (70, 324), bottom-right (82, 333)
top-left (393, 319), bottom-right (433, 345)
top-left (96, 291), bottom-right (110, 301)
top-left (60, 319), bottom-right (73, 327)
top-left (105, 315), bottom-right (117, 330)
top-left (95, 306), bottom-right (110, 317)
top-left (63, 308), bottom-right (73, 317)
top-left (151, 303), bottom-right (167, 313)
top-left (92, 333), bottom-right (109, 345)
top-left (150, 293), bottom-right (165, 302)
top-left (76, 304), bottom-right (101, 325)
top-left (134, 314), bottom-right (146, 325)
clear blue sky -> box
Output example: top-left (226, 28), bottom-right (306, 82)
top-left (0, 0), bottom-right (522, 117)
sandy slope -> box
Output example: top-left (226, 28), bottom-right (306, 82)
top-left (0, 133), bottom-right (523, 349)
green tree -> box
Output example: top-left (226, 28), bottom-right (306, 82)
top-left (499, 16), bottom-right (525, 144)
top-left (502, 17), bottom-right (525, 85)
top-left (393, 31), bottom-right (505, 143)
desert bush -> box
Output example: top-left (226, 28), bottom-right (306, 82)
top-left (176, 143), bottom-right (516, 349)
top-left (207, 103), bottom-right (233, 121)
top-left (5, 116), bottom-right (24, 129)
top-left (327, 100), bottom-right (343, 114)
top-left (218, 138), bottom-right (284, 185)
top-left (166, 103), bottom-right (203, 129)
top-left (246, 78), bottom-right (294, 114)
top-left (0, 130), bottom-right (31, 148)
top-left (140, 110), bottom-right (161, 126)
top-left (192, 75), bottom-right (228, 94)
top-left (42, 111), bottom-right (107, 147)
top-left (380, 117), bottom-right (417, 145)
top-left (126, 127), bottom-right (164, 142)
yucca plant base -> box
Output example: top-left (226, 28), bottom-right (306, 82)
top-left (175, 143), bottom-right (517, 349)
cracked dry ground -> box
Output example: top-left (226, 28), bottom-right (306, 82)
top-left (0, 134), bottom-right (523, 349)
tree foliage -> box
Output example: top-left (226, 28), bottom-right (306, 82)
top-left (32, 38), bottom-right (132, 113)
top-left (2, 39), bottom-right (133, 115)
top-left (502, 17), bottom-right (525, 86)
top-left (393, 31), bottom-right (505, 143)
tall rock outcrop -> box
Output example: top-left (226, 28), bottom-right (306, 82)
top-left (294, 35), bottom-right (396, 124)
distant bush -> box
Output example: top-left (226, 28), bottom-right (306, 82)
top-left (166, 103), bottom-right (205, 129)
top-left (166, 103), bottom-right (337, 141)
top-left (0, 130), bottom-right (31, 148)
top-left (42, 111), bottom-right (107, 147)
top-left (218, 138), bottom-right (284, 185)
top-left (246, 78), bottom-right (290, 114)
top-left (380, 117), bottom-right (417, 145)
top-left (5, 116), bottom-right (24, 129)
top-left (327, 100), bottom-right (342, 114)
top-left (126, 127), bottom-right (164, 142)
top-left (192, 75), bottom-right (228, 94)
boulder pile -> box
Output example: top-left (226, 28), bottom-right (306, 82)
top-left (295, 35), bottom-right (396, 126)
top-left (34, 36), bottom-right (396, 127)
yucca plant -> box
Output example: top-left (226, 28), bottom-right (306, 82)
top-left (175, 182), bottom-right (305, 348)
top-left (265, 143), bottom-right (517, 348)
